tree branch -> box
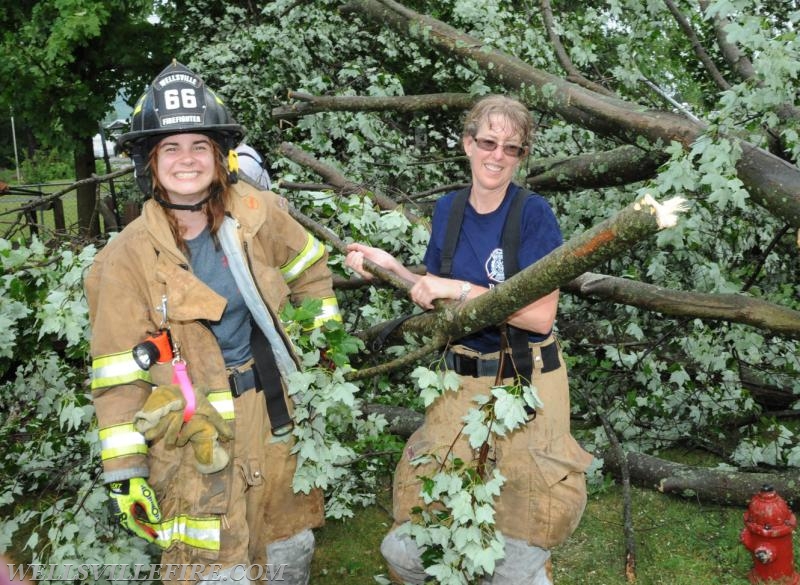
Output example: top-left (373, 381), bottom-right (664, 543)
top-left (371, 194), bottom-right (689, 354)
top-left (343, 0), bottom-right (800, 228)
top-left (277, 180), bottom-right (340, 193)
top-left (664, 0), bottom-right (731, 91)
top-left (602, 448), bottom-right (800, 505)
top-left (272, 91), bottom-right (476, 120)
top-left (279, 141), bottom-right (425, 225)
top-left (641, 78), bottom-right (702, 123)
top-left (698, 0), bottom-right (800, 124)
top-left (563, 272), bottom-right (800, 339)
top-left (526, 145), bottom-right (668, 192)
top-left (347, 339), bottom-right (444, 381)
top-left (0, 166), bottom-right (133, 218)
top-left (539, 0), bottom-right (616, 97)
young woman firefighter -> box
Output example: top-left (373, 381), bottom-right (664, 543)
top-left (85, 61), bottom-right (341, 585)
top-left (345, 95), bottom-right (593, 584)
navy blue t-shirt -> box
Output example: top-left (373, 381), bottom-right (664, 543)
top-left (424, 183), bottom-right (562, 352)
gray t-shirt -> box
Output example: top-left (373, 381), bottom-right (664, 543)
top-left (186, 227), bottom-right (251, 367)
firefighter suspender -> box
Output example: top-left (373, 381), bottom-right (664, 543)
top-left (439, 186), bottom-right (534, 383)
top-left (439, 188), bottom-right (470, 278)
top-left (250, 322), bottom-right (294, 436)
top-left (501, 190), bottom-right (535, 385)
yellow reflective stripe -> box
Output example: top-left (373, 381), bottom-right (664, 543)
top-left (91, 351), bottom-right (151, 390)
top-left (310, 297), bottom-right (342, 329)
top-left (99, 423), bottom-right (147, 460)
top-left (280, 234), bottom-right (324, 284)
top-left (131, 94), bottom-right (145, 115)
top-left (151, 515), bottom-right (221, 551)
top-left (207, 389), bottom-right (235, 421)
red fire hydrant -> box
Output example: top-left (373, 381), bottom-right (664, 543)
top-left (740, 484), bottom-right (799, 585)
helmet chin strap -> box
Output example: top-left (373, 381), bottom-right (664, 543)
top-left (153, 192), bottom-right (213, 212)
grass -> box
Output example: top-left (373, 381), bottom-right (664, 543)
top-left (552, 487), bottom-right (752, 585)
top-left (312, 500), bottom-right (395, 583)
top-left (0, 164), bottom-right (129, 239)
top-left (0, 181), bottom-right (80, 239)
top-left (310, 481), bottom-right (798, 585)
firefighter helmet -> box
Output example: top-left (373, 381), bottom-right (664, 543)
top-left (117, 60), bottom-right (244, 195)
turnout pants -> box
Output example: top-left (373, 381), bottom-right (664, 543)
top-left (384, 336), bottom-right (593, 582)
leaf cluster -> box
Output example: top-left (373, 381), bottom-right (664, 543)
top-left (0, 236), bottom-right (157, 575)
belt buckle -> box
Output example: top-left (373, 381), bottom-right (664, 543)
top-left (229, 369), bottom-right (246, 397)
top-left (457, 353), bottom-right (479, 377)
top-left (272, 421), bottom-right (295, 437)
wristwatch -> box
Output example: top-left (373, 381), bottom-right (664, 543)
top-left (458, 281), bottom-right (472, 302)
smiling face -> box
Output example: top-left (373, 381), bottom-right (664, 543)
top-left (463, 113), bottom-right (525, 196)
top-left (153, 133), bottom-right (217, 204)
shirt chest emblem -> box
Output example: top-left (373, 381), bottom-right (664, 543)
top-left (485, 248), bottom-right (505, 283)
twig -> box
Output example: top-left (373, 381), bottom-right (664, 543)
top-left (346, 339), bottom-right (443, 380)
top-left (0, 166), bottom-right (133, 218)
top-left (588, 393), bottom-right (637, 581)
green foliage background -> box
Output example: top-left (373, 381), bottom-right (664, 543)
top-left (1, 0), bottom-right (799, 583)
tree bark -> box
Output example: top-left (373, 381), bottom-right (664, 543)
top-left (272, 91), bottom-right (476, 120)
top-left (602, 448), bottom-right (800, 506)
top-left (364, 404), bottom-right (424, 438)
top-left (563, 272), bottom-right (800, 339)
top-left (342, 0), bottom-right (800, 229)
top-left (526, 146), bottom-right (669, 192)
top-left (75, 138), bottom-right (100, 237)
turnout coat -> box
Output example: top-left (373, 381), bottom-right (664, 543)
top-left (85, 183), bottom-right (339, 562)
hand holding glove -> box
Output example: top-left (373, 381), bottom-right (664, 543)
top-left (134, 385), bottom-right (233, 473)
top-left (107, 477), bottom-right (161, 543)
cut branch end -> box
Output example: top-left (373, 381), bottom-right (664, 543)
top-left (635, 194), bottom-right (688, 229)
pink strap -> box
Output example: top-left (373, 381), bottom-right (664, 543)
top-left (171, 360), bottom-right (196, 422)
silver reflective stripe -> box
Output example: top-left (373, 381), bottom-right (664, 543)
top-left (218, 217), bottom-right (298, 379)
top-left (92, 351), bottom-right (151, 389)
top-left (99, 423), bottom-right (147, 460)
top-left (208, 389), bottom-right (235, 420)
top-left (311, 297), bottom-right (342, 329)
top-left (152, 515), bottom-right (221, 551)
top-left (281, 233), bottom-right (324, 284)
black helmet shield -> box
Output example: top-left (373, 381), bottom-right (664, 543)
top-left (118, 60), bottom-right (244, 196)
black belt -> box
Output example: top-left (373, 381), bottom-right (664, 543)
top-left (228, 365), bottom-right (259, 397)
top-left (227, 360), bottom-right (293, 437)
top-left (446, 342), bottom-right (560, 379)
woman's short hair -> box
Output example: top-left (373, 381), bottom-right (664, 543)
top-left (462, 95), bottom-right (533, 145)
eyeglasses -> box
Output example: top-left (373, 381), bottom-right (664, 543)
top-left (472, 136), bottom-right (527, 158)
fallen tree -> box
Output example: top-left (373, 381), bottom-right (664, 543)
top-left (602, 448), bottom-right (800, 506)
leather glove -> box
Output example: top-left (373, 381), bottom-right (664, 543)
top-left (107, 477), bottom-right (161, 543)
top-left (134, 385), bottom-right (233, 473)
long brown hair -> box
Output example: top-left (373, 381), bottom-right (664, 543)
top-left (148, 136), bottom-right (231, 255)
